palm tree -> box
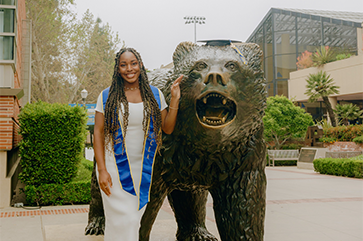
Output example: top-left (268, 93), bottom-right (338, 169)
top-left (305, 71), bottom-right (340, 127)
top-left (333, 103), bottom-right (363, 125)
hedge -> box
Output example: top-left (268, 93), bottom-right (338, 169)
top-left (321, 125), bottom-right (363, 143)
top-left (313, 157), bottom-right (363, 178)
top-left (24, 181), bottom-right (91, 206)
top-left (18, 101), bottom-right (88, 186)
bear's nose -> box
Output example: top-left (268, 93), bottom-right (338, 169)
top-left (204, 72), bottom-right (227, 86)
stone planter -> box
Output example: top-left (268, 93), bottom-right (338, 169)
top-left (323, 141), bottom-right (363, 152)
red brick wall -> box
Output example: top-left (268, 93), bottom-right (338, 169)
top-left (15, 0), bottom-right (26, 88)
top-left (0, 97), bottom-right (14, 118)
top-left (0, 118), bottom-right (13, 150)
top-left (0, 0), bottom-right (26, 150)
top-left (0, 97), bottom-right (17, 150)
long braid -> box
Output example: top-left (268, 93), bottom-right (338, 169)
top-left (104, 48), bottom-right (162, 150)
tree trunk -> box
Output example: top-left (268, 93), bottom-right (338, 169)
top-left (322, 96), bottom-right (337, 127)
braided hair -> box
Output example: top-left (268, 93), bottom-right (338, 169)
top-left (104, 47), bottom-right (162, 150)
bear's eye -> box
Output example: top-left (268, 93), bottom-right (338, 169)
top-left (225, 61), bottom-right (238, 71)
top-left (194, 62), bottom-right (208, 71)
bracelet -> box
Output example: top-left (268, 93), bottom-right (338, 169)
top-left (169, 106), bottom-right (178, 110)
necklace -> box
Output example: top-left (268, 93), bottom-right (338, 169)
top-left (125, 86), bottom-right (139, 91)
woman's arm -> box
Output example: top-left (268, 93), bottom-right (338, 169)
top-left (161, 75), bottom-right (183, 134)
top-left (94, 111), bottom-right (112, 196)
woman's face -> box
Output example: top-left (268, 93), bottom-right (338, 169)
top-left (118, 51), bottom-right (141, 86)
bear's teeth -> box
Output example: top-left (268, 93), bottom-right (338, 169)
top-left (203, 97), bottom-right (207, 104)
top-left (222, 99), bottom-right (227, 105)
top-left (203, 116), bottom-right (206, 122)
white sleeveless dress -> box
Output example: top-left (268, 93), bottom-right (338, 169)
top-left (95, 92), bottom-right (166, 241)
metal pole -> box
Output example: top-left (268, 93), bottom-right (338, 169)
top-left (194, 21), bottom-right (196, 43)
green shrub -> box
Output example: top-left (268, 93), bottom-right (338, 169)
top-left (24, 181), bottom-right (91, 206)
top-left (18, 101), bottom-right (88, 186)
top-left (281, 143), bottom-right (304, 150)
top-left (353, 136), bottom-right (363, 144)
top-left (322, 125), bottom-right (363, 142)
top-left (72, 158), bottom-right (93, 182)
top-left (313, 157), bottom-right (363, 178)
top-left (335, 53), bottom-right (351, 60)
top-left (273, 160), bottom-right (297, 166)
top-left (319, 137), bottom-right (337, 143)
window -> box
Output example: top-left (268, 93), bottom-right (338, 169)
top-left (0, 8), bottom-right (14, 32)
top-left (0, 36), bottom-right (13, 59)
top-left (0, 0), bottom-right (15, 5)
top-left (0, 1), bottom-right (15, 61)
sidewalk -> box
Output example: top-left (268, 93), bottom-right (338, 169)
top-left (1, 166), bottom-right (362, 241)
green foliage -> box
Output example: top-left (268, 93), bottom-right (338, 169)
top-left (312, 46), bottom-right (336, 67)
top-left (305, 71), bottom-right (339, 102)
top-left (281, 143), bottom-right (305, 150)
top-left (313, 157), bottom-right (363, 178)
top-left (322, 125), bottom-right (363, 142)
top-left (335, 53), bottom-right (351, 60)
top-left (319, 137), bottom-right (337, 143)
top-left (274, 160), bottom-right (297, 166)
top-left (315, 118), bottom-right (333, 129)
top-left (18, 101), bottom-right (88, 186)
top-left (353, 136), bottom-right (363, 144)
top-left (72, 158), bottom-right (93, 182)
top-left (333, 103), bottom-right (363, 126)
top-left (305, 70), bottom-right (339, 127)
top-left (24, 181), bottom-right (91, 206)
top-left (263, 95), bottom-right (314, 149)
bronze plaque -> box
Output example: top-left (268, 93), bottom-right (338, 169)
top-left (298, 149), bottom-right (317, 163)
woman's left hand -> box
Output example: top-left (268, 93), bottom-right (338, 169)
top-left (171, 75), bottom-right (183, 100)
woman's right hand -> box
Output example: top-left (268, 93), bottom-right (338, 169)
top-left (98, 169), bottom-right (113, 196)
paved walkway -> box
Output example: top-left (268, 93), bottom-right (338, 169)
top-left (1, 166), bottom-right (362, 241)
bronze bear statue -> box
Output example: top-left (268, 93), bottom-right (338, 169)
top-left (86, 41), bottom-right (267, 240)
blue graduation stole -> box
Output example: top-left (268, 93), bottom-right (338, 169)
top-left (102, 85), bottom-right (161, 210)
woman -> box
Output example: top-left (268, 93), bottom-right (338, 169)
top-left (94, 47), bottom-right (182, 240)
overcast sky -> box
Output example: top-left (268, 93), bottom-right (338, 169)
top-left (73, 0), bottom-right (363, 70)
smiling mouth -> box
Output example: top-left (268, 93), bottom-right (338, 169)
top-left (195, 92), bottom-right (237, 128)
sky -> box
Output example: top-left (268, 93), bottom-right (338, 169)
top-left (73, 0), bottom-right (363, 70)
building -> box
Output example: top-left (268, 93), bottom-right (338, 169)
top-left (0, 0), bottom-right (31, 208)
top-left (246, 8), bottom-right (363, 97)
top-left (246, 8), bottom-right (363, 120)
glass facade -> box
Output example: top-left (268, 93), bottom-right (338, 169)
top-left (247, 8), bottom-right (363, 97)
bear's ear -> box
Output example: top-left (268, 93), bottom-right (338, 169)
top-left (236, 43), bottom-right (263, 71)
top-left (173, 41), bottom-right (197, 64)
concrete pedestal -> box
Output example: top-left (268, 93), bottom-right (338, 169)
top-left (297, 147), bottom-right (327, 170)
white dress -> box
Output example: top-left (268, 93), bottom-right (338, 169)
top-left (95, 91), bottom-right (166, 241)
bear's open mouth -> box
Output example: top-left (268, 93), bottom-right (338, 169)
top-left (195, 92), bottom-right (237, 128)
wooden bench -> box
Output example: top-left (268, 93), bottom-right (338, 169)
top-left (267, 150), bottom-right (300, 167)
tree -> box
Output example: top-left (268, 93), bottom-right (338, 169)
top-left (27, 1), bottom-right (121, 104)
top-left (27, 0), bottom-right (77, 103)
top-left (305, 70), bottom-right (340, 127)
top-left (333, 103), bottom-right (363, 126)
top-left (263, 95), bottom-right (314, 149)
top-left (70, 13), bottom-right (122, 104)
